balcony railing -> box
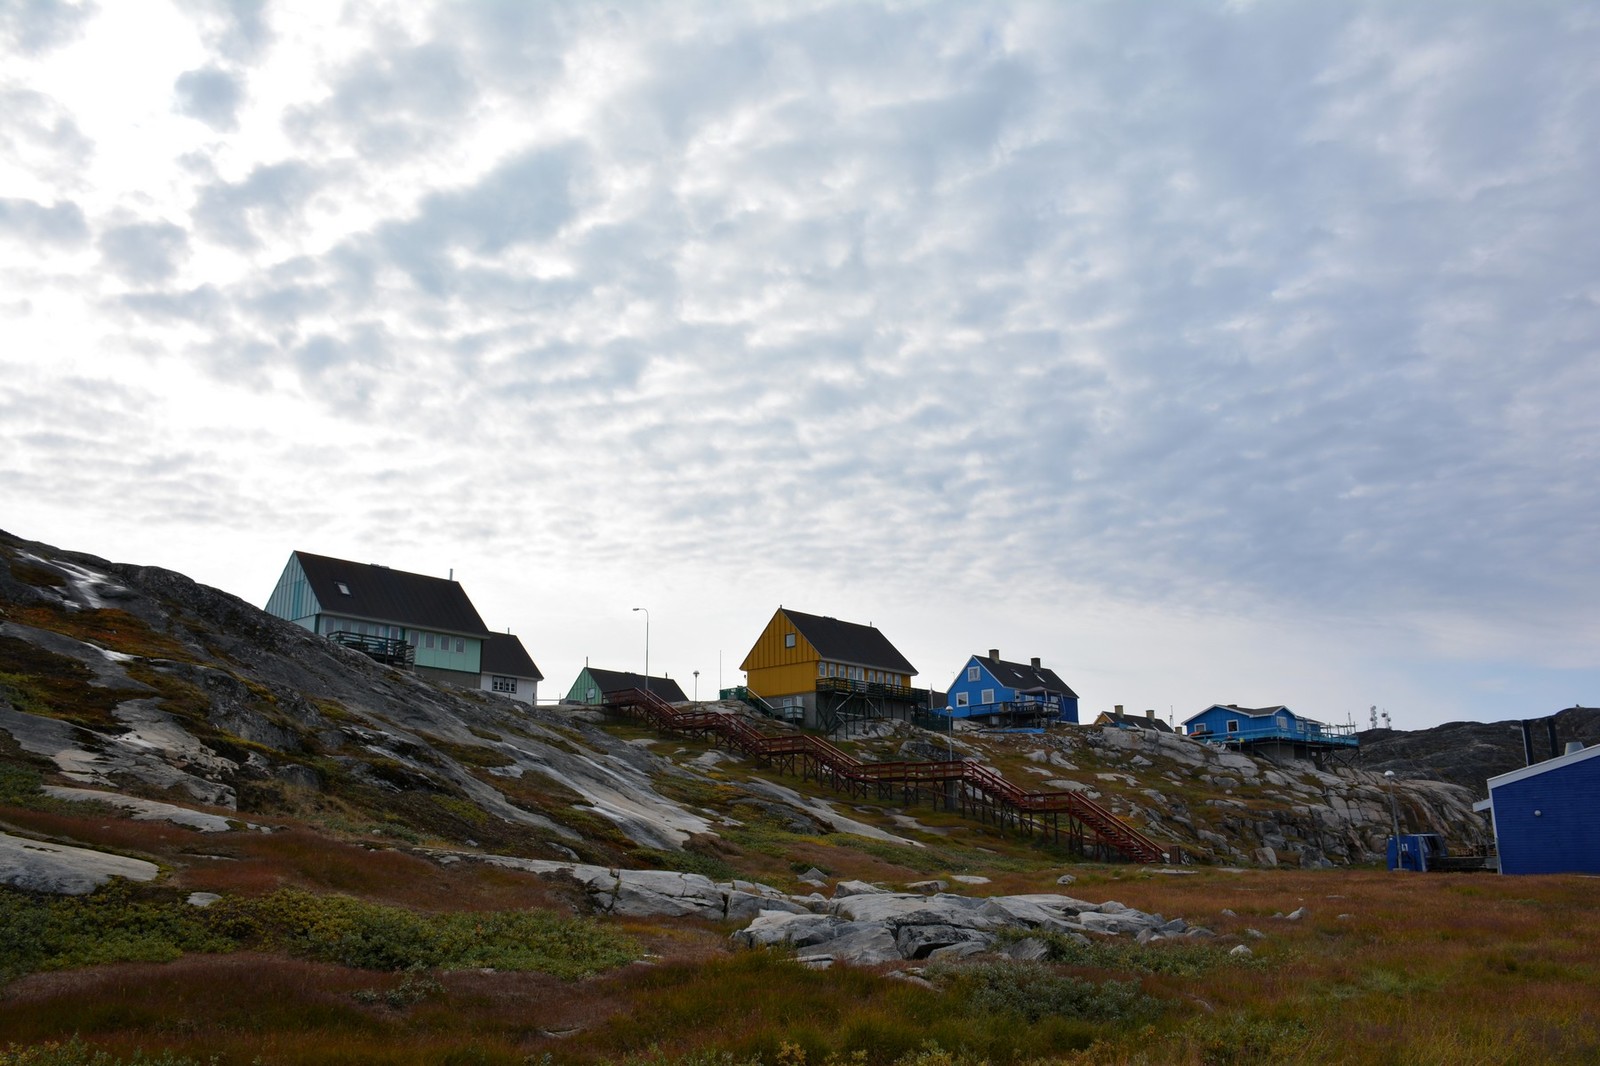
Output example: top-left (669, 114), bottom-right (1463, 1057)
top-left (816, 676), bottom-right (936, 706)
top-left (329, 631), bottom-right (416, 668)
top-left (1189, 719), bottom-right (1358, 747)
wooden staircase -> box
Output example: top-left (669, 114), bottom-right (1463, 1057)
top-left (605, 688), bottom-right (1171, 864)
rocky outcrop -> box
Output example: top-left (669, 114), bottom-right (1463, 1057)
top-left (430, 850), bottom-right (1208, 969)
top-left (1021, 722), bottom-right (1490, 865)
top-left (0, 831), bottom-right (159, 895)
top-left (1357, 708), bottom-right (1600, 792)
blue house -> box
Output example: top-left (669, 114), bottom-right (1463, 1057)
top-left (943, 650), bottom-right (1079, 724)
top-left (1182, 704), bottom-right (1357, 762)
top-left (1480, 743), bottom-right (1600, 875)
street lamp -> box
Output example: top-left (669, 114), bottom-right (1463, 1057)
top-left (693, 670), bottom-right (700, 703)
top-left (631, 607), bottom-right (649, 695)
top-left (1383, 770), bottom-right (1402, 838)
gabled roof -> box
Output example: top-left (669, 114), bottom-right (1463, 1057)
top-left (582, 667), bottom-right (688, 703)
top-left (973, 653), bottom-right (1077, 698)
top-left (293, 551), bottom-right (491, 636)
top-left (1183, 704), bottom-right (1293, 725)
top-left (1095, 711), bottom-right (1174, 732)
top-left (482, 633), bottom-right (542, 680)
top-left (782, 609), bottom-right (916, 674)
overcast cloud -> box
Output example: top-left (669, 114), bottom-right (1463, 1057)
top-left (2, 1), bottom-right (1597, 729)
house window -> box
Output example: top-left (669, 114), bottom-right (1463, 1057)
top-left (981, 689), bottom-right (995, 705)
top-left (956, 692), bottom-right (970, 707)
top-left (967, 665), bottom-right (980, 682)
top-left (818, 663), bottom-right (826, 677)
top-left (424, 634), bottom-right (435, 649)
top-left (1227, 719), bottom-right (1240, 733)
top-left (492, 676), bottom-right (517, 693)
top-left (587, 687), bottom-right (597, 701)
top-left (455, 638), bottom-right (465, 653)
top-left (784, 633), bottom-right (796, 648)
top-left (336, 582), bottom-right (351, 595)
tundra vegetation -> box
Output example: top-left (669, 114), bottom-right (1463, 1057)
top-left (4, 735), bottom-right (1598, 1065)
top-left (1, 536), bottom-right (1597, 1064)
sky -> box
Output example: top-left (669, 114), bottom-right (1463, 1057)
top-left (2, 1), bottom-right (1597, 731)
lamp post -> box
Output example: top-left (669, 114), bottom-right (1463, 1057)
top-left (693, 670), bottom-right (700, 703)
top-left (1384, 770), bottom-right (1402, 838)
top-left (631, 607), bottom-right (649, 695)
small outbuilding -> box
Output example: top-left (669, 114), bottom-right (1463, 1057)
top-left (1480, 743), bottom-right (1600, 875)
top-left (565, 667), bottom-right (688, 706)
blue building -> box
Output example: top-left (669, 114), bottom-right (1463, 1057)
top-left (1182, 704), bottom-right (1357, 763)
top-left (1481, 743), bottom-right (1600, 875)
top-left (943, 650), bottom-right (1079, 724)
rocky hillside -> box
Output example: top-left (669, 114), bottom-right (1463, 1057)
top-left (1356, 708), bottom-right (1600, 793)
top-left (1, 528), bottom-right (1491, 887)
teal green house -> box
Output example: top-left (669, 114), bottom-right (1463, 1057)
top-left (565, 666), bottom-right (687, 706)
top-left (265, 551), bottom-right (540, 702)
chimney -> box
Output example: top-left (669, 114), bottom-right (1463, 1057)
top-left (1145, 708), bottom-right (1154, 720)
top-left (1030, 656), bottom-right (1040, 669)
top-left (1114, 704), bottom-right (1124, 719)
top-left (989, 649), bottom-right (999, 660)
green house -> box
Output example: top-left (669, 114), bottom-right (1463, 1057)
top-left (565, 666), bottom-right (687, 706)
top-left (265, 550), bottom-right (539, 700)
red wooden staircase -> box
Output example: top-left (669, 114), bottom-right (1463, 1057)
top-left (604, 688), bottom-right (1171, 864)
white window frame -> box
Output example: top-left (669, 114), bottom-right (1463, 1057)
top-left (955, 692), bottom-right (970, 708)
top-left (1227, 719), bottom-right (1240, 733)
top-left (784, 633), bottom-right (796, 648)
top-left (491, 675), bottom-right (517, 693)
top-left (967, 665), bottom-right (980, 682)
top-left (981, 689), bottom-right (996, 705)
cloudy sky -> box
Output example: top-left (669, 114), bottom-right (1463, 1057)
top-left (3, 1), bottom-right (1597, 730)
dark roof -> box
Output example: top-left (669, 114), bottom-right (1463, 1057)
top-left (1200, 704), bottom-right (1292, 719)
top-left (783, 609), bottom-right (916, 674)
top-left (293, 551), bottom-right (490, 636)
top-left (1097, 710), bottom-right (1174, 732)
top-left (583, 668), bottom-right (688, 703)
top-left (482, 633), bottom-right (542, 680)
top-left (975, 653), bottom-right (1077, 699)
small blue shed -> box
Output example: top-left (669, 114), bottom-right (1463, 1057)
top-left (1483, 743), bottom-right (1600, 875)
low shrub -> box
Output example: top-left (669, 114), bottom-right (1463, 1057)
top-left (929, 961), bottom-right (1161, 1025)
top-left (0, 883), bottom-right (638, 984)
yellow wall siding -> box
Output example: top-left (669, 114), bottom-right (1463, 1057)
top-left (746, 662), bottom-right (821, 699)
top-left (739, 610), bottom-right (819, 672)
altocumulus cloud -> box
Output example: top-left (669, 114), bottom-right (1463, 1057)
top-left (0, 0), bottom-right (1597, 726)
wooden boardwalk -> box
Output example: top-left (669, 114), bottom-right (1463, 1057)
top-left (603, 688), bottom-right (1171, 864)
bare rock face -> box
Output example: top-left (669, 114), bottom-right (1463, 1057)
top-left (0, 832), bottom-right (159, 895)
top-left (0, 530), bottom-right (732, 856)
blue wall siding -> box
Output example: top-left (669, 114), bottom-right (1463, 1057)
top-left (945, 658), bottom-right (1003, 716)
top-left (1185, 706), bottom-right (1257, 737)
top-left (943, 658), bottom-right (1079, 722)
top-left (1493, 756), bottom-right (1600, 875)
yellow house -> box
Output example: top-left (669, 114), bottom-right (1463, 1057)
top-left (740, 607), bottom-right (920, 730)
